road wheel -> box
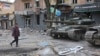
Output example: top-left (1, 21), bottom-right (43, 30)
top-left (51, 33), bottom-right (55, 37)
top-left (85, 31), bottom-right (98, 45)
top-left (60, 35), bottom-right (64, 38)
top-left (53, 34), bottom-right (58, 39)
top-left (92, 33), bottom-right (99, 46)
top-left (92, 39), bottom-right (96, 46)
top-left (74, 31), bottom-right (83, 41)
top-left (68, 29), bottom-right (83, 41)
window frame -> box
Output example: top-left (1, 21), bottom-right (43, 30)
top-left (36, 14), bottom-right (40, 25)
top-left (58, 0), bottom-right (65, 4)
top-left (73, 0), bottom-right (77, 4)
top-left (87, 0), bottom-right (92, 2)
top-left (24, 3), bottom-right (30, 9)
top-left (35, 0), bottom-right (40, 7)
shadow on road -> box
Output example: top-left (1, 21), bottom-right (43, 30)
top-left (0, 47), bottom-right (39, 54)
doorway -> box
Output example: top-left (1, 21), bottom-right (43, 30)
top-left (25, 18), bottom-right (31, 27)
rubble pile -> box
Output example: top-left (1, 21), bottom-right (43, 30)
top-left (0, 30), bottom-right (11, 37)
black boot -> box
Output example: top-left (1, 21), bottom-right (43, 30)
top-left (16, 45), bottom-right (18, 47)
top-left (10, 43), bottom-right (12, 46)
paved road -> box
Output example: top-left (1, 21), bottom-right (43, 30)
top-left (0, 30), bottom-right (53, 56)
top-left (0, 30), bottom-right (100, 56)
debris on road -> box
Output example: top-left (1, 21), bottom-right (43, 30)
top-left (38, 41), bottom-right (54, 48)
top-left (0, 34), bottom-right (2, 36)
top-left (38, 41), bottom-right (50, 47)
top-left (0, 30), bottom-right (11, 37)
top-left (59, 46), bottom-right (83, 56)
top-left (79, 50), bottom-right (100, 56)
top-left (53, 45), bottom-right (84, 56)
top-left (36, 47), bottom-right (56, 56)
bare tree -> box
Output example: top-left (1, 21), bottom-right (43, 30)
top-left (44, 0), bottom-right (59, 28)
top-left (44, 0), bottom-right (52, 27)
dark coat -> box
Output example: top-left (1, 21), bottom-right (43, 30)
top-left (12, 26), bottom-right (20, 37)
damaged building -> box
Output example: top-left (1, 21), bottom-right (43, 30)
top-left (14, 0), bottom-right (46, 30)
top-left (0, 1), bottom-right (15, 29)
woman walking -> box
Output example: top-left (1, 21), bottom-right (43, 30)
top-left (10, 23), bottom-right (20, 47)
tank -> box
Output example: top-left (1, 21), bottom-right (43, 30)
top-left (66, 17), bottom-right (95, 25)
top-left (50, 17), bottom-right (95, 41)
top-left (85, 26), bottom-right (100, 45)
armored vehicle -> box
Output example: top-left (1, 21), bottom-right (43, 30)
top-left (50, 25), bottom-right (85, 40)
top-left (50, 17), bottom-right (95, 41)
top-left (85, 26), bottom-right (100, 45)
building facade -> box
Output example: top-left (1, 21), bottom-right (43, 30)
top-left (74, 0), bottom-right (100, 24)
top-left (0, 1), bottom-right (14, 29)
top-left (50, 0), bottom-right (72, 5)
top-left (15, 0), bottom-right (46, 30)
top-left (53, 0), bottom-right (94, 7)
top-left (15, 0), bottom-right (99, 30)
top-left (50, 0), bottom-right (94, 7)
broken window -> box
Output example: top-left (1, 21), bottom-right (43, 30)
top-left (58, 0), bottom-right (65, 4)
top-left (24, 3), bottom-right (30, 9)
top-left (87, 0), bottom-right (92, 2)
top-left (36, 0), bottom-right (40, 7)
top-left (73, 0), bottom-right (77, 4)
